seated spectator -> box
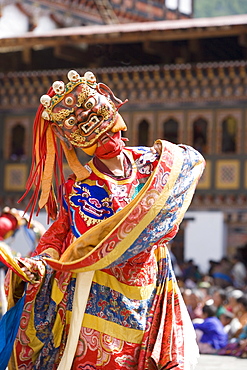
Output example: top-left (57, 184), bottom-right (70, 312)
top-left (218, 323), bottom-right (247, 358)
top-left (193, 303), bottom-right (228, 354)
top-left (219, 310), bottom-right (235, 336)
top-left (225, 289), bottom-right (244, 313)
top-left (197, 280), bottom-right (213, 303)
top-left (224, 289), bottom-right (243, 338)
top-left (233, 294), bottom-right (247, 338)
top-left (212, 288), bottom-right (228, 318)
top-left (186, 288), bottom-right (204, 321)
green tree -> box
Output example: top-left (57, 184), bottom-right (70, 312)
top-left (194, 0), bottom-right (247, 18)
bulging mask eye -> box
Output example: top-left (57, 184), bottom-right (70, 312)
top-left (84, 96), bottom-right (96, 110)
top-left (65, 96), bottom-right (74, 106)
top-left (64, 116), bottom-right (76, 128)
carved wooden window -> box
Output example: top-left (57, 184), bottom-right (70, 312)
top-left (10, 123), bottom-right (26, 160)
top-left (221, 116), bottom-right (237, 153)
top-left (163, 118), bottom-right (178, 144)
top-left (138, 119), bottom-right (149, 146)
top-left (193, 118), bottom-right (208, 154)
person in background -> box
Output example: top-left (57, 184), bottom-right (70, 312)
top-left (208, 260), bottom-right (219, 277)
top-left (231, 254), bottom-right (247, 289)
top-left (218, 289), bottom-right (243, 340)
top-left (211, 257), bottom-right (232, 288)
top-left (218, 321), bottom-right (247, 358)
top-left (0, 207), bottom-right (46, 318)
top-left (185, 289), bottom-right (204, 321)
top-left (226, 289), bottom-right (244, 313)
top-left (233, 294), bottom-right (247, 338)
top-left (183, 259), bottom-right (202, 289)
top-left (0, 207), bottom-right (24, 246)
top-left (212, 288), bottom-right (228, 318)
top-left (193, 303), bottom-right (228, 354)
top-left (2, 70), bottom-right (205, 370)
top-left (219, 310), bottom-right (234, 338)
top-left (0, 207), bottom-right (24, 318)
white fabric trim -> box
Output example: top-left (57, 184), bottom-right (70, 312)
top-left (0, 268), bottom-right (7, 315)
top-left (178, 289), bottom-right (200, 369)
top-left (57, 270), bottom-right (95, 370)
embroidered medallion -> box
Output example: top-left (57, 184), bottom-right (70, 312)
top-left (69, 182), bottom-right (114, 227)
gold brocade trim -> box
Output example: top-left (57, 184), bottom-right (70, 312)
top-left (93, 270), bottom-right (156, 301)
top-left (79, 213), bottom-right (101, 227)
top-left (26, 307), bottom-right (44, 363)
top-left (51, 108), bottom-right (74, 122)
top-left (41, 248), bottom-right (60, 260)
top-left (69, 129), bottom-right (86, 145)
top-left (82, 313), bottom-right (144, 344)
top-left (51, 280), bottom-right (66, 306)
top-left (97, 105), bottom-right (111, 120)
top-left (77, 85), bottom-right (91, 107)
top-left (47, 78), bottom-right (87, 112)
top-left (51, 272), bottom-right (76, 305)
top-left (175, 156), bottom-right (205, 226)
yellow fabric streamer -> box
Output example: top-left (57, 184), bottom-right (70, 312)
top-left (61, 142), bottom-right (90, 181)
top-left (38, 126), bottom-right (56, 209)
top-left (0, 246), bottom-right (30, 282)
top-left (35, 117), bottom-right (45, 165)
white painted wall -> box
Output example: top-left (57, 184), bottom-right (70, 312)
top-left (166, 0), bottom-right (192, 14)
top-left (184, 211), bottom-right (226, 274)
top-left (179, 0), bottom-right (192, 15)
top-left (0, 4), bottom-right (28, 37)
top-left (0, 4), bottom-right (57, 38)
top-left (166, 0), bottom-right (178, 10)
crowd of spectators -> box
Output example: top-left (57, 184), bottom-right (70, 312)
top-left (172, 253), bottom-right (247, 358)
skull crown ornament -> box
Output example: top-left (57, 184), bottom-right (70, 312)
top-left (40, 70), bottom-right (96, 121)
top-left (39, 70), bottom-right (127, 149)
top-left (52, 81), bottom-right (65, 95)
top-left (67, 69), bottom-right (80, 82)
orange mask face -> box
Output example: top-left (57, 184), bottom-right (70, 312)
top-left (40, 71), bottom-right (127, 149)
top-left (51, 84), bottom-right (118, 149)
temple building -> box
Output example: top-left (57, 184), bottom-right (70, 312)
top-left (1, 0), bottom-right (247, 263)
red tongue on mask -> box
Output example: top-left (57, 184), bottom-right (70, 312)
top-left (94, 132), bottom-right (125, 159)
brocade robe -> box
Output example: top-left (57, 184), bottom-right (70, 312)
top-left (7, 140), bottom-right (205, 370)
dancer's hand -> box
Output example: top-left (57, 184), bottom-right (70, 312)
top-left (17, 257), bottom-right (40, 282)
top-left (151, 142), bottom-right (162, 155)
